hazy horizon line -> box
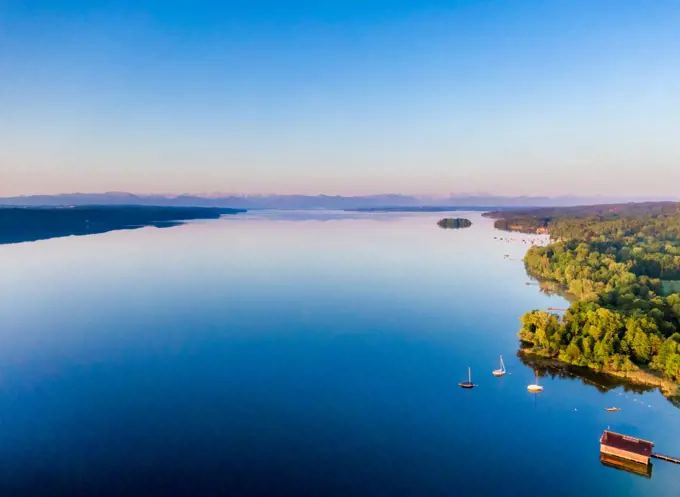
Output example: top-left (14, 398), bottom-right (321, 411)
top-left (3, 191), bottom-right (679, 201)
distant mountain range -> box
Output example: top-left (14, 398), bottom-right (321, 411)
top-left (1, 192), bottom-right (677, 209)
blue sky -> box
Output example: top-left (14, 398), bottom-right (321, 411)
top-left (2, 0), bottom-right (679, 196)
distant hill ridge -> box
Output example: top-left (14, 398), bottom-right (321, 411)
top-left (1, 193), bottom-right (677, 209)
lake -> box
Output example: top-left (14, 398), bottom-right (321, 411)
top-left (0, 211), bottom-right (678, 496)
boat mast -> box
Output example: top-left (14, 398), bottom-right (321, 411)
top-left (468, 367), bottom-right (471, 383)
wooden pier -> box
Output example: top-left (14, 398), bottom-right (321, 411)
top-left (652, 453), bottom-right (680, 464)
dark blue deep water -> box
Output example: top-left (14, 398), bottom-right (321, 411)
top-left (0, 211), bottom-right (678, 496)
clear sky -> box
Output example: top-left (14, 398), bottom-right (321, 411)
top-left (2, 0), bottom-right (679, 197)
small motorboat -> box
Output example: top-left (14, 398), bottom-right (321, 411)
top-left (492, 355), bottom-right (506, 377)
top-left (605, 407), bottom-right (621, 412)
top-left (459, 367), bottom-right (476, 389)
top-left (527, 371), bottom-right (543, 392)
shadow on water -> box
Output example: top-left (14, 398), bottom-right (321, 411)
top-left (527, 278), bottom-right (579, 302)
top-left (147, 221), bottom-right (184, 229)
top-left (536, 280), bottom-right (564, 297)
top-left (600, 454), bottom-right (653, 479)
top-left (517, 351), bottom-right (657, 396)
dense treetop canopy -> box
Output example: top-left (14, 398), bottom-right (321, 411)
top-left (493, 202), bottom-right (680, 383)
top-left (437, 218), bottom-right (472, 229)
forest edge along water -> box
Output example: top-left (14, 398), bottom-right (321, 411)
top-left (490, 202), bottom-right (680, 405)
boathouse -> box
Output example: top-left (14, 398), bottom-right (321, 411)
top-left (600, 431), bottom-right (654, 465)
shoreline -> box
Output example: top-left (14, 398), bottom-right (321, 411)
top-left (519, 345), bottom-right (680, 404)
top-left (0, 206), bottom-right (246, 245)
top-left (517, 347), bottom-right (680, 400)
top-left (514, 237), bottom-right (680, 405)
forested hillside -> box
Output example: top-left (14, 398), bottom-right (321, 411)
top-left (484, 201), bottom-right (679, 234)
top-left (500, 202), bottom-right (680, 388)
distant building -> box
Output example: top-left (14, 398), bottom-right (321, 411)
top-left (536, 227), bottom-right (549, 235)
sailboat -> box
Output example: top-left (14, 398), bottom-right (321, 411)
top-left (492, 355), bottom-right (506, 377)
top-left (459, 367), bottom-right (475, 389)
top-left (527, 371), bottom-right (543, 392)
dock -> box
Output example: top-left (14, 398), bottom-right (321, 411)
top-left (652, 453), bottom-right (680, 464)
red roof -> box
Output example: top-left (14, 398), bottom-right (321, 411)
top-left (601, 431), bottom-right (654, 456)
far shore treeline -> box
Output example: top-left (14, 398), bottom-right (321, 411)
top-left (483, 202), bottom-right (679, 234)
top-left (490, 201), bottom-right (680, 396)
top-left (0, 205), bottom-right (245, 245)
top-left (437, 218), bottom-right (472, 229)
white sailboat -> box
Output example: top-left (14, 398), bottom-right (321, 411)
top-left (527, 371), bottom-right (543, 392)
top-left (492, 355), bottom-right (506, 377)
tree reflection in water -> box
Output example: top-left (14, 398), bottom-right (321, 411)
top-left (517, 350), bottom-right (655, 396)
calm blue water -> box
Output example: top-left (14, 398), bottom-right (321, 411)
top-left (0, 211), bottom-right (678, 496)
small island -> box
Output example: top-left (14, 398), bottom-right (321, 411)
top-left (437, 218), bottom-right (472, 229)
top-left (491, 202), bottom-right (680, 399)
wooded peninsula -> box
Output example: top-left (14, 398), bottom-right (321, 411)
top-left (0, 206), bottom-right (245, 245)
top-left (437, 218), bottom-right (472, 229)
top-left (491, 202), bottom-right (680, 397)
